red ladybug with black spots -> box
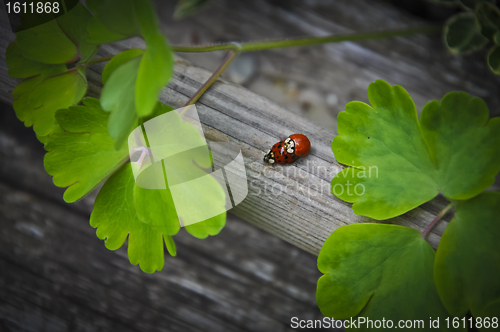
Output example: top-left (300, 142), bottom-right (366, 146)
top-left (263, 134), bottom-right (311, 164)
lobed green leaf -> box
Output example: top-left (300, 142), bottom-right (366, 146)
top-left (13, 67), bottom-right (87, 137)
top-left (331, 80), bottom-right (500, 220)
top-left (488, 45), bottom-right (500, 73)
top-left (44, 97), bottom-right (129, 202)
top-left (475, 2), bottom-right (500, 41)
top-left (90, 163), bottom-right (176, 273)
top-left (317, 224), bottom-right (460, 330)
top-left (444, 13), bottom-right (488, 54)
top-left (100, 56), bottom-right (141, 149)
top-left (434, 191), bottom-right (500, 318)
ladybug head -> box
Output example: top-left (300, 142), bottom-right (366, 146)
top-left (263, 149), bottom-right (275, 164)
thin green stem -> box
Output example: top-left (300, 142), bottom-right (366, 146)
top-left (183, 49), bottom-right (239, 107)
top-left (87, 55), bottom-right (114, 65)
top-left (422, 203), bottom-right (453, 239)
top-left (172, 25), bottom-right (441, 53)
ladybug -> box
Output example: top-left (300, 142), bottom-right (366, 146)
top-left (263, 134), bottom-right (311, 164)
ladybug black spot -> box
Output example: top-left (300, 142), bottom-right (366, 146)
top-left (368, 137), bottom-right (370, 139)
top-left (278, 144), bottom-right (281, 149)
top-left (284, 155), bottom-right (288, 160)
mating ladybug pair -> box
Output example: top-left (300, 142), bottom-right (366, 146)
top-left (263, 134), bottom-right (311, 164)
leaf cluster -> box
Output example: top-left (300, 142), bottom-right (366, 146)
top-left (440, 0), bottom-right (500, 74)
top-left (319, 80), bottom-right (500, 328)
top-left (6, 0), bottom-right (226, 273)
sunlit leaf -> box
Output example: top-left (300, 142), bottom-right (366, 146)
top-left (134, 0), bottom-right (174, 117)
top-left (44, 97), bottom-right (129, 202)
top-left (331, 80), bottom-right (500, 220)
top-left (317, 224), bottom-right (461, 331)
top-left (13, 66), bottom-right (87, 137)
top-left (434, 191), bottom-right (500, 318)
top-left (100, 57), bottom-right (141, 149)
top-left (102, 49), bottom-right (144, 84)
top-left (90, 164), bottom-right (176, 273)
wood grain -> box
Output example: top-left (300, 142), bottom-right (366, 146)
top-left (0, 2), bottom-right (478, 256)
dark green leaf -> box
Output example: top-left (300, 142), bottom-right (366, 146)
top-left (56, 3), bottom-right (99, 62)
top-left (90, 163), bottom-right (176, 273)
top-left (317, 224), bottom-right (460, 330)
top-left (100, 57), bottom-right (141, 149)
top-left (44, 97), bottom-right (129, 202)
top-left (331, 80), bottom-right (500, 220)
top-left (16, 19), bottom-right (78, 64)
top-left (86, 0), bottom-right (140, 39)
top-left (434, 191), bottom-right (500, 318)
top-left (86, 16), bottom-right (130, 44)
top-left (173, 0), bottom-right (211, 19)
top-left (15, 3), bottom-right (97, 64)
top-left (488, 45), bottom-right (500, 73)
top-left (459, 0), bottom-right (495, 10)
top-left (6, 42), bottom-right (66, 78)
top-left (444, 13), bottom-right (488, 54)
top-left (476, 2), bottom-right (500, 41)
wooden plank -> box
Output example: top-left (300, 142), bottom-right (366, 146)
top-left (0, 5), bottom-right (460, 255)
top-left (0, 179), bottom-right (330, 332)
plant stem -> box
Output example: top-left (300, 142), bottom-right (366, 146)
top-left (172, 25), bottom-right (441, 53)
top-left (422, 203), bottom-right (453, 239)
top-left (183, 49), bottom-right (239, 107)
top-left (87, 55), bottom-right (114, 65)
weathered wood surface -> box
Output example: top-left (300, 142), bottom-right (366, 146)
top-left (0, 106), bottom-right (333, 331)
top-left (1, 0), bottom-right (500, 330)
top-left (1, 0), bottom-right (491, 257)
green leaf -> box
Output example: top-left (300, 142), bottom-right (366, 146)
top-left (44, 97), bottom-right (129, 203)
top-left (85, 0), bottom-right (140, 41)
top-left (488, 45), bottom-right (500, 74)
top-left (133, 178), bottom-right (181, 235)
top-left (132, 108), bottom-right (228, 231)
top-left (476, 2), bottom-right (500, 41)
top-left (444, 13), bottom-right (488, 54)
top-left (90, 163), bottom-right (175, 273)
top-left (102, 49), bottom-right (144, 84)
top-left (459, 0), bottom-right (496, 10)
top-left (331, 80), bottom-right (500, 220)
top-left (16, 19), bottom-right (78, 64)
top-left (434, 191), bottom-right (500, 318)
top-left (6, 42), bottom-right (66, 79)
top-left (101, 56), bottom-right (141, 149)
top-left (317, 224), bottom-right (459, 330)
top-left (173, 0), bottom-right (211, 19)
top-left (86, 16), bottom-right (130, 44)
top-left (185, 212), bottom-right (226, 239)
top-left (134, 0), bottom-right (174, 117)
top-left (15, 3), bottom-right (97, 64)
top-left (13, 67), bottom-right (87, 137)
top-left (55, 3), bottom-right (99, 62)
